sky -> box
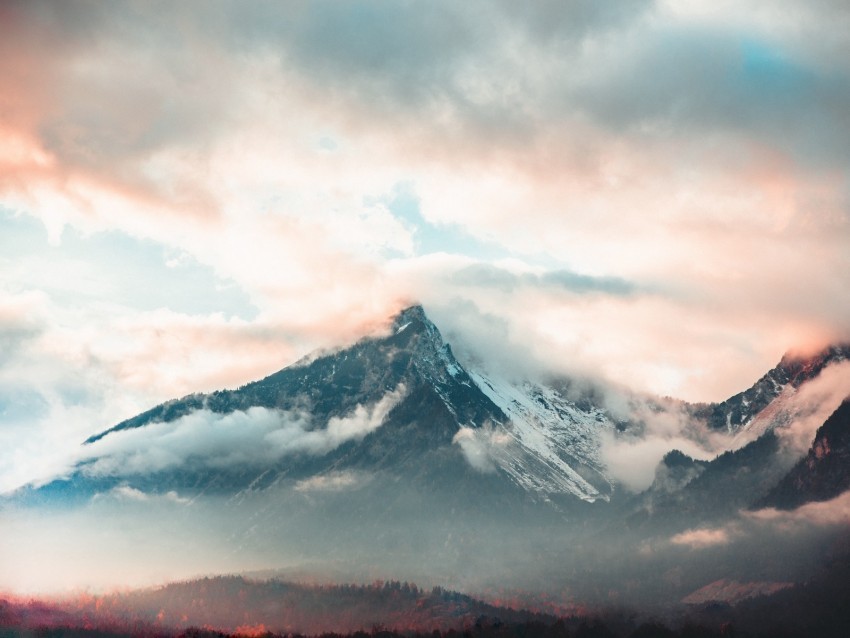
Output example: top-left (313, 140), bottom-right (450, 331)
top-left (1, 0), bottom-right (850, 493)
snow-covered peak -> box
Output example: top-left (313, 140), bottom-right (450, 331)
top-left (385, 305), bottom-right (461, 384)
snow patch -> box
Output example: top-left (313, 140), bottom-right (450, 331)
top-left (466, 370), bottom-right (614, 502)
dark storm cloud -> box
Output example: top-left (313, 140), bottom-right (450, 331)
top-left (569, 27), bottom-right (850, 169)
top-left (6, 0), bottom-right (850, 168)
top-left (0, 0), bottom-right (658, 173)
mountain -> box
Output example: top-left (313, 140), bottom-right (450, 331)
top-left (3, 306), bottom-right (632, 594)
top-left (37, 304), bottom-right (616, 507)
top-left (631, 431), bottom-right (793, 528)
top-left (758, 397), bottom-right (850, 509)
top-left (18, 307), bottom-right (850, 521)
top-left (691, 344), bottom-right (850, 438)
top-left (9, 304), bottom-right (850, 604)
top-left (592, 343), bottom-right (850, 545)
top-left (628, 343), bottom-right (850, 524)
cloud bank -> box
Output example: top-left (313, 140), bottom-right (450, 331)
top-left (79, 385), bottom-right (406, 479)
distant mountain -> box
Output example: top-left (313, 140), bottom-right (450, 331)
top-left (691, 344), bottom-right (850, 436)
top-left (758, 398), bottom-right (850, 510)
top-left (629, 431), bottom-right (794, 530)
top-left (630, 343), bottom-right (850, 525)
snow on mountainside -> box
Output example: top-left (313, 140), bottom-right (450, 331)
top-left (464, 369), bottom-right (614, 501)
top-left (707, 351), bottom-right (850, 457)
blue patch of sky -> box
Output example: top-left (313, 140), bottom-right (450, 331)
top-left (0, 206), bottom-right (257, 319)
top-left (0, 386), bottom-right (50, 423)
top-left (374, 182), bottom-right (590, 272)
top-left (375, 182), bottom-right (641, 294)
top-left (740, 38), bottom-right (812, 96)
top-left (370, 182), bottom-right (514, 261)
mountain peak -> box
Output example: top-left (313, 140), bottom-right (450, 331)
top-left (389, 304), bottom-right (432, 336)
top-left (694, 342), bottom-right (850, 434)
top-left (393, 303), bottom-right (428, 324)
top-left (777, 343), bottom-right (850, 386)
top-left (661, 449), bottom-right (697, 468)
top-left (382, 304), bottom-right (464, 385)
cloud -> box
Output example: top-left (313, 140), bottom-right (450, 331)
top-left (596, 357), bottom-right (850, 493)
top-left (0, 289), bottom-right (47, 363)
top-left (746, 489), bottom-right (850, 529)
top-left (771, 361), bottom-right (850, 453)
top-left (94, 485), bottom-right (191, 505)
top-left (598, 400), bottom-right (730, 492)
top-left (663, 488), bottom-right (850, 554)
top-left (453, 423), bottom-right (513, 473)
top-left (599, 432), bottom-right (710, 493)
top-left (450, 263), bottom-right (638, 296)
top-left (670, 526), bottom-right (734, 549)
top-left (294, 471), bottom-right (367, 493)
top-left (79, 385), bottom-right (406, 478)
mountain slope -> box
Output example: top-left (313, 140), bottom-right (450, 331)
top-left (759, 397), bottom-right (850, 509)
top-left (629, 431), bottom-right (794, 530)
top-left (7, 306), bottom-right (850, 604)
top-left (691, 344), bottom-right (850, 437)
top-left (624, 344), bottom-right (850, 525)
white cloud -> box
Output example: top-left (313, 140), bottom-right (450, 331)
top-left (294, 471), bottom-right (367, 492)
top-left (453, 423), bottom-right (512, 473)
top-left (79, 385), bottom-right (406, 478)
top-left (597, 359), bottom-right (850, 493)
top-left (772, 361), bottom-right (850, 454)
top-left (95, 485), bottom-right (191, 504)
top-left (598, 401), bottom-right (728, 492)
top-left (666, 489), bottom-right (850, 552)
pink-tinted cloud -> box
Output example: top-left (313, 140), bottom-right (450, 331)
top-left (670, 527), bottom-right (734, 549)
top-left (746, 489), bottom-right (850, 529)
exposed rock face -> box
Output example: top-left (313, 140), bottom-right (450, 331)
top-left (759, 398), bottom-right (850, 510)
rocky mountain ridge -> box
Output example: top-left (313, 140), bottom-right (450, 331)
top-left (16, 305), bottom-right (850, 517)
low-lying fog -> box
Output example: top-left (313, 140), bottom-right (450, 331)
top-left (3, 476), bottom-right (849, 611)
